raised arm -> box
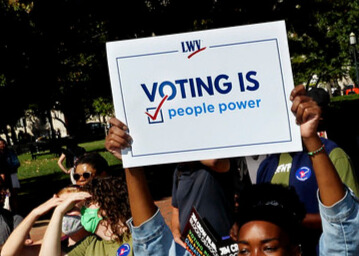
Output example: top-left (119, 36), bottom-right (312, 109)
top-left (39, 192), bottom-right (91, 256)
top-left (125, 167), bottom-right (157, 226)
top-left (1, 196), bottom-right (63, 256)
top-left (290, 85), bottom-right (345, 206)
top-left (105, 117), bottom-right (175, 255)
top-left (105, 118), bottom-right (157, 226)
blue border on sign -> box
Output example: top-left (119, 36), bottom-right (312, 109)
top-left (115, 39), bottom-right (292, 158)
top-left (115, 50), bottom-right (179, 133)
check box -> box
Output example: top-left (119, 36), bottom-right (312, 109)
top-left (146, 107), bottom-right (164, 124)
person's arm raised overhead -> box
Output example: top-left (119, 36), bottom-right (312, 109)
top-left (105, 117), bottom-right (175, 255)
top-left (290, 85), bottom-right (359, 255)
top-left (39, 193), bottom-right (91, 256)
top-left (1, 196), bottom-right (64, 256)
top-left (105, 118), bottom-right (157, 225)
top-left (290, 84), bottom-right (345, 205)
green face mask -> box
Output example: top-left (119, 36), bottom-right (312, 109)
top-left (80, 206), bottom-right (103, 233)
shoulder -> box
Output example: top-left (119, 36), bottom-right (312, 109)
top-left (67, 235), bottom-right (97, 256)
top-left (321, 138), bottom-right (339, 153)
top-left (0, 209), bottom-right (18, 230)
top-left (326, 141), bottom-right (351, 165)
top-left (257, 154), bottom-right (280, 171)
top-left (13, 214), bottom-right (23, 226)
top-left (0, 208), bottom-right (16, 220)
top-left (80, 234), bottom-right (97, 244)
top-left (329, 147), bottom-right (348, 159)
top-left (256, 154), bottom-right (280, 183)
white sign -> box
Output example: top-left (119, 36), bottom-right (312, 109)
top-left (106, 20), bottom-right (302, 168)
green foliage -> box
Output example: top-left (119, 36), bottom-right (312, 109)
top-left (0, 74), bottom-right (6, 87)
top-left (3, 0), bottom-right (359, 135)
top-left (286, 0), bottom-right (355, 84)
top-left (0, 0), bottom-right (35, 129)
top-left (93, 97), bottom-right (114, 119)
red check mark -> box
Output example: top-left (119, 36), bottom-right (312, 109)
top-left (188, 47), bottom-right (207, 59)
top-left (145, 95), bottom-right (169, 121)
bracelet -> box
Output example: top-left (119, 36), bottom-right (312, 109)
top-left (307, 144), bottom-right (325, 156)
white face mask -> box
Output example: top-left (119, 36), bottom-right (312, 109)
top-left (62, 215), bottom-right (83, 236)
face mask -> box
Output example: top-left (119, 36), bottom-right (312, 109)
top-left (80, 206), bottom-right (103, 233)
top-left (62, 215), bottom-right (83, 236)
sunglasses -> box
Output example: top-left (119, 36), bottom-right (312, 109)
top-left (73, 172), bottom-right (92, 181)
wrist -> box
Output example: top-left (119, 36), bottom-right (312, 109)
top-left (29, 208), bottom-right (42, 220)
top-left (54, 206), bottom-right (67, 217)
top-left (172, 228), bottom-right (181, 236)
top-left (302, 135), bottom-right (322, 152)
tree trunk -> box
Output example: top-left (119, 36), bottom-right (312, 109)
top-left (10, 125), bottom-right (18, 145)
top-left (46, 109), bottom-right (56, 140)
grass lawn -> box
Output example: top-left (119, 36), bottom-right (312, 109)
top-left (15, 138), bottom-right (174, 218)
top-left (18, 139), bottom-right (121, 180)
top-left (16, 139), bottom-right (123, 217)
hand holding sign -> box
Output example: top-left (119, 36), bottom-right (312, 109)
top-left (290, 84), bottom-right (321, 139)
top-left (105, 118), bottom-right (132, 160)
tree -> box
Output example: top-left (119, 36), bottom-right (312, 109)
top-left (2, 0), bottom-right (359, 142)
top-left (0, 0), bottom-right (34, 143)
top-left (92, 97), bottom-right (113, 123)
top-left (280, 0), bottom-right (359, 85)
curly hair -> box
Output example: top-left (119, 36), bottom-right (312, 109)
top-left (82, 176), bottom-right (131, 242)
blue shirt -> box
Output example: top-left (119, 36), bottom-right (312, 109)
top-left (127, 189), bottom-right (359, 256)
top-left (319, 187), bottom-right (359, 256)
top-left (127, 209), bottom-right (176, 256)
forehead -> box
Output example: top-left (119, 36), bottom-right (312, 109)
top-left (75, 163), bottom-right (96, 174)
top-left (59, 189), bottom-right (80, 199)
top-left (238, 220), bottom-right (287, 242)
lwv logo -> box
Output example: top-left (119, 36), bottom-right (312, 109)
top-left (181, 40), bottom-right (206, 59)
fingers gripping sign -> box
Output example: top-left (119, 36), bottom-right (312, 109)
top-left (106, 118), bottom-right (133, 160)
top-left (290, 85), bottom-right (321, 139)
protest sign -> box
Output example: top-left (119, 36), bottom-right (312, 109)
top-left (106, 20), bottom-right (302, 168)
top-left (182, 207), bottom-right (238, 256)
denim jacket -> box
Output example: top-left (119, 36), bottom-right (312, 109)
top-left (319, 187), bottom-right (359, 256)
top-left (127, 208), bottom-right (176, 256)
top-left (128, 189), bottom-right (359, 256)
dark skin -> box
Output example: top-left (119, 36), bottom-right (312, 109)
top-left (238, 221), bottom-right (300, 256)
top-left (290, 85), bottom-right (345, 205)
top-left (105, 118), bottom-right (157, 227)
top-left (105, 85), bottom-right (346, 255)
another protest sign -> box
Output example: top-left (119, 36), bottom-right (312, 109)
top-left (182, 207), bottom-right (239, 256)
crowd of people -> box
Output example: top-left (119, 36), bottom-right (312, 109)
top-left (0, 85), bottom-right (359, 256)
